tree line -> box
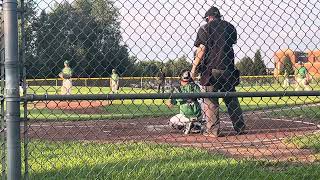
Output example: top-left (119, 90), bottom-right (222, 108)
top-left (21, 0), bottom-right (268, 79)
top-left (21, 0), bottom-right (193, 78)
top-left (235, 49), bottom-right (267, 76)
top-left (130, 55), bottom-right (192, 77)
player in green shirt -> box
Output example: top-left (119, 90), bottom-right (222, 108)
top-left (167, 70), bottom-right (203, 134)
top-left (59, 60), bottom-right (73, 95)
top-left (295, 61), bottom-right (311, 91)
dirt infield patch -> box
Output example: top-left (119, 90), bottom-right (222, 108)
top-left (25, 112), bottom-right (320, 162)
top-left (29, 100), bottom-right (110, 113)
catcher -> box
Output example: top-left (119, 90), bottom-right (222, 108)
top-left (166, 69), bottom-right (203, 134)
top-left (59, 60), bottom-right (73, 95)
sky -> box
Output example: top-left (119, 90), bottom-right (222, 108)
top-left (37, 0), bottom-right (320, 68)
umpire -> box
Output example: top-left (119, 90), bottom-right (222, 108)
top-left (191, 6), bottom-right (245, 137)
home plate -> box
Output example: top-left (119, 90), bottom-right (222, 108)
top-left (146, 125), bottom-right (170, 132)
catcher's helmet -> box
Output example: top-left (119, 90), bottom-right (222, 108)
top-left (180, 69), bottom-right (192, 82)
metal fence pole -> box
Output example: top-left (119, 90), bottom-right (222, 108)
top-left (3, 0), bottom-right (21, 179)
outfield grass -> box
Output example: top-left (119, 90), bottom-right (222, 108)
top-left (27, 103), bottom-right (178, 121)
top-left (1, 141), bottom-right (320, 179)
top-left (27, 86), bottom-right (156, 95)
top-left (27, 83), bottom-right (320, 95)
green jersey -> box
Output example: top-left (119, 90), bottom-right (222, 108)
top-left (171, 82), bottom-right (202, 118)
top-left (296, 66), bottom-right (307, 78)
top-left (62, 67), bottom-right (72, 79)
top-left (111, 73), bottom-right (119, 81)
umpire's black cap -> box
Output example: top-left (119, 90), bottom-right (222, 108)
top-left (204, 6), bottom-right (222, 18)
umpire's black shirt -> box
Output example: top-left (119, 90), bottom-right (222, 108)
top-left (194, 19), bottom-right (237, 86)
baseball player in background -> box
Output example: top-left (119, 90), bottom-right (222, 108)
top-left (110, 69), bottom-right (120, 93)
top-left (59, 60), bottom-right (73, 95)
top-left (295, 61), bottom-right (311, 91)
top-left (283, 70), bottom-right (290, 89)
top-left (157, 68), bottom-right (166, 93)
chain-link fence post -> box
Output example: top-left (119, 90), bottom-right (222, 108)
top-left (3, 0), bottom-right (21, 179)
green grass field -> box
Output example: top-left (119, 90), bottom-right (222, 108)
top-left (1, 84), bottom-right (319, 179)
top-left (24, 85), bottom-right (320, 121)
top-left (1, 141), bottom-right (320, 179)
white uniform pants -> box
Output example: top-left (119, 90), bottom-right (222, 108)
top-left (111, 80), bottom-right (119, 93)
top-left (169, 114), bottom-right (191, 127)
top-left (283, 78), bottom-right (290, 88)
top-left (61, 79), bottom-right (72, 95)
top-left (295, 77), bottom-right (311, 91)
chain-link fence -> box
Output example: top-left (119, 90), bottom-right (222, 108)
top-left (2, 0), bottom-right (320, 179)
top-left (0, 10), bottom-right (6, 179)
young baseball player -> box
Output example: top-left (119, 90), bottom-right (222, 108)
top-left (110, 69), bottom-right (120, 93)
top-left (166, 70), bottom-right (203, 134)
top-left (59, 60), bottom-right (73, 95)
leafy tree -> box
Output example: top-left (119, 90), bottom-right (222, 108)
top-left (26, 0), bottom-right (131, 78)
top-left (280, 55), bottom-right (294, 75)
top-left (235, 56), bottom-right (254, 76)
top-left (166, 55), bottom-right (192, 77)
top-left (18, 0), bottom-right (38, 78)
top-left (131, 55), bottom-right (192, 77)
top-left (133, 61), bottom-right (161, 77)
top-left (252, 49), bottom-right (267, 75)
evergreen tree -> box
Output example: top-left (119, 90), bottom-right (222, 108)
top-left (235, 56), bottom-right (254, 76)
top-left (253, 49), bottom-right (267, 75)
top-left (280, 55), bottom-right (294, 75)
